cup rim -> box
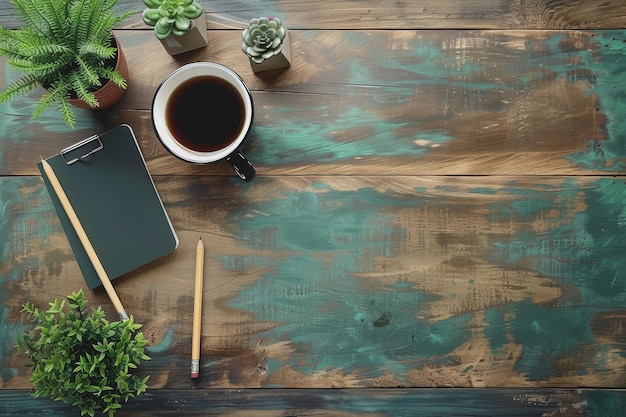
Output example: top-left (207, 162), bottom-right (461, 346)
top-left (152, 62), bottom-right (253, 164)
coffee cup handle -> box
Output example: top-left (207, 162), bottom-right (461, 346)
top-left (226, 151), bottom-right (256, 182)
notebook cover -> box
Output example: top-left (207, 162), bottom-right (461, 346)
top-left (37, 124), bottom-right (179, 289)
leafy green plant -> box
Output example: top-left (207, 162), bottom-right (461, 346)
top-left (241, 17), bottom-right (287, 63)
top-left (142, 0), bottom-right (203, 40)
top-left (0, 0), bottom-right (132, 127)
top-left (16, 290), bottom-right (150, 417)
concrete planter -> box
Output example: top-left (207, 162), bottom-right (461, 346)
top-left (160, 16), bottom-right (207, 56)
top-left (248, 30), bottom-right (292, 73)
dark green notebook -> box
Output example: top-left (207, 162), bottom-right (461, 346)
top-left (37, 124), bottom-right (179, 289)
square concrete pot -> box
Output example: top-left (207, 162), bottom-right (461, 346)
top-left (160, 15), bottom-right (207, 56)
top-left (249, 30), bottom-right (292, 73)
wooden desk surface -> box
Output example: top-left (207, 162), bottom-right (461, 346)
top-left (1, 1), bottom-right (626, 415)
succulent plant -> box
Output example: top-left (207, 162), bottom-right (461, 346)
top-left (142, 0), bottom-right (203, 40)
top-left (242, 17), bottom-right (287, 64)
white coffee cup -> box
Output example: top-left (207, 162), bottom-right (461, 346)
top-left (152, 62), bottom-right (256, 181)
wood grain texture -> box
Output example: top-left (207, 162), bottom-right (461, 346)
top-left (1, 388), bottom-right (625, 416)
top-left (1, 30), bottom-right (625, 177)
top-left (1, 1), bottom-right (626, 30)
top-left (1, 1), bottom-right (626, 415)
top-left (2, 175), bottom-right (625, 390)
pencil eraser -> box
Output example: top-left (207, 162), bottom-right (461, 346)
top-left (190, 359), bottom-right (199, 378)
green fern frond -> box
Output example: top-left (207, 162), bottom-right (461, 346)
top-left (0, 27), bottom-right (40, 60)
top-left (32, 79), bottom-right (77, 127)
top-left (92, 1), bottom-right (132, 45)
top-left (74, 55), bottom-right (101, 87)
top-left (2, 29), bottom-right (72, 77)
top-left (57, 94), bottom-right (76, 128)
top-left (67, 0), bottom-right (89, 47)
top-left (6, 57), bottom-right (65, 82)
top-left (94, 66), bottom-right (127, 89)
top-left (18, 44), bottom-right (72, 64)
top-left (32, 79), bottom-right (65, 119)
top-left (10, 0), bottom-right (48, 36)
top-left (12, 0), bottom-right (68, 41)
top-left (79, 42), bottom-right (116, 60)
top-left (68, 71), bottom-right (98, 108)
top-left (93, 16), bottom-right (118, 45)
top-left (0, 74), bottom-right (39, 104)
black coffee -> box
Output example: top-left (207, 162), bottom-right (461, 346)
top-left (166, 75), bottom-right (246, 152)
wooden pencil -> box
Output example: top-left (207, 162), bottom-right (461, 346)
top-left (191, 237), bottom-right (204, 378)
top-left (41, 158), bottom-right (129, 322)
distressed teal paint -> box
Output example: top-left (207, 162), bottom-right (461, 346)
top-left (255, 31), bottom-right (626, 169)
top-left (485, 301), bottom-right (594, 380)
top-left (434, 185), bottom-right (460, 193)
top-left (514, 303), bottom-right (594, 380)
top-left (492, 178), bottom-right (626, 303)
top-left (254, 107), bottom-right (454, 166)
top-left (587, 390), bottom-right (626, 417)
top-left (146, 327), bottom-right (175, 354)
top-left (487, 201), bottom-right (515, 221)
top-left (0, 178), bottom-right (56, 383)
top-left (489, 179), bottom-right (578, 224)
top-left (391, 32), bottom-right (626, 172)
top-left (379, 37), bottom-right (492, 88)
top-left (0, 64), bottom-right (111, 142)
top-left (509, 199), bottom-right (554, 222)
top-left (469, 187), bottom-right (496, 194)
top-left (244, 280), bottom-right (468, 379)
top-left (0, 95), bottom-right (95, 140)
top-left (484, 307), bottom-right (508, 352)
top-left (254, 33), bottom-right (465, 167)
top-left (462, 365), bottom-right (474, 373)
top-left (223, 177), bottom-right (626, 382)
top-left (488, 177), bottom-right (626, 379)
top-left (555, 31), bottom-right (626, 172)
top-left (2, 388), bottom-right (624, 416)
top-left (227, 186), bottom-right (417, 255)
top-left (577, 178), bottom-right (626, 300)
top-left (223, 184), bottom-right (471, 381)
top-left (220, 175), bottom-right (626, 382)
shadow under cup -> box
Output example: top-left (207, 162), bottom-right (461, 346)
top-left (152, 62), bottom-right (255, 181)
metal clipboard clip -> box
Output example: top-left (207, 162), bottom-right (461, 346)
top-left (61, 135), bottom-right (104, 165)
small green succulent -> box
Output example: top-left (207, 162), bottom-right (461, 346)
top-left (142, 0), bottom-right (203, 40)
top-left (241, 17), bottom-right (287, 63)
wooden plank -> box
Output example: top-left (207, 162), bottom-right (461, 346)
top-left (1, 1), bottom-right (624, 414)
top-left (1, 1), bottom-right (626, 30)
top-left (2, 175), bottom-right (625, 389)
top-left (1, 388), bottom-right (625, 416)
top-left (199, 0), bottom-right (626, 30)
top-left (1, 30), bottom-right (625, 177)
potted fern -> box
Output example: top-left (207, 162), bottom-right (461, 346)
top-left (142, 0), bottom-right (207, 56)
top-left (16, 290), bottom-right (150, 417)
top-left (0, 0), bottom-right (132, 128)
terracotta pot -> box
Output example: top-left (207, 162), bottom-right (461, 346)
top-left (69, 33), bottom-right (128, 110)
